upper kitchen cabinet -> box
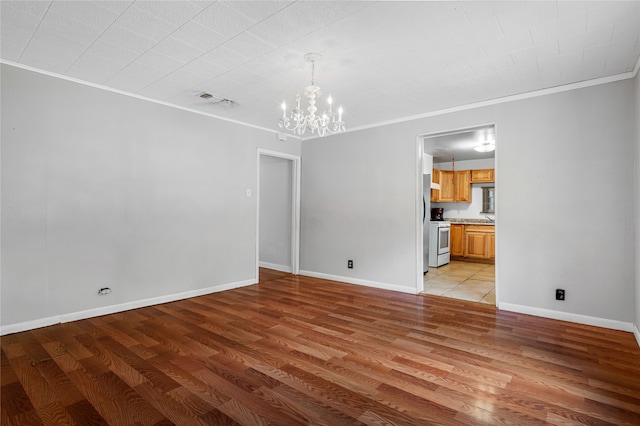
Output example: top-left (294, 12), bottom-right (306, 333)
top-left (432, 169), bottom-right (471, 202)
top-left (430, 169), bottom-right (441, 202)
top-left (437, 170), bottom-right (454, 202)
top-left (471, 169), bottom-right (495, 183)
top-left (454, 170), bottom-right (471, 202)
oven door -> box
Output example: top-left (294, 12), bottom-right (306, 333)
top-left (437, 226), bottom-right (450, 255)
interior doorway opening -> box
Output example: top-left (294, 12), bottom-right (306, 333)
top-left (420, 124), bottom-right (497, 306)
top-left (256, 150), bottom-right (301, 281)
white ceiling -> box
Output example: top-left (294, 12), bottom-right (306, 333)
top-left (427, 125), bottom-right (496, 163)
top-left (2, 1), bottom-right (639, 138)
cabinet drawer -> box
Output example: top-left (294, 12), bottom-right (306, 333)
top-left (465, 225), bottom-right (494, 233)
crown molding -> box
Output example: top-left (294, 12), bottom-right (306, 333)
top-left (2, 58), bottom-right (636, 143)
top-left (0, 60), bottom-right (302, 141)
top-left (334, 68), bottom-right (639, 138)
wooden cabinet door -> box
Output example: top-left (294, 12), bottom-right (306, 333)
top-left (438, 171), bottom-right (455, 202)
top-left (430, 169), bottom-right (441, 202)
top-left (471, 169), bottom-right (494, 183)
top-left (465, 231), bottom-right (488, 259)
top-left (432, 168), bottom-right (440, 184)
top-left (450, 224), bottom-right (465, 256)
top-left (454, 170), bottom-right (471, 202)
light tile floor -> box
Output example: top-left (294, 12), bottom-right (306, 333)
top-left (422, 260), bottom-right (495, 305)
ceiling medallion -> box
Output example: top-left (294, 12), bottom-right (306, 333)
top-left (279, 53), bottom-right (345, 137)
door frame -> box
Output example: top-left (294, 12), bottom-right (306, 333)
top-left (416, 123), bottom-right (498, 306)
top-left (256, 149), bottom-right (301, 280)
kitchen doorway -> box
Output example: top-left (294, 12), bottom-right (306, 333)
top-left (256, 150), bottom-right (301, 280)
top-left (420, 124), bottom-right (497, 306)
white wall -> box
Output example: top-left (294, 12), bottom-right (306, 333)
top-left (432, 158), bottom-right (496, 219)
top-left (0, 64), bottom-right (301, 332)
top-left (300, 130), bottom-right (418, 293)
top-left (301, 77), bottom-right (636, 327)
top-left (259, 155), bottom-right (293, 272)
top-left (635, 70), bottom-right (640, 340)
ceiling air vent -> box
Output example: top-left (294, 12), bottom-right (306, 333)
top-left (197, 92), bottom-right (237, 108)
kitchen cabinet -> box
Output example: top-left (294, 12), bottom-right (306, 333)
top-left (449, 224), bottom-right (495, 262)
top-left (438, 170), bottom-right (455, 202)
top-left (430, 169), bottom-right (441, 202)
top-left (432, 168), bottom-right (440, 184)
top-left (431, 169), bottom-right (471, 202)
top-left (450, 224), bottom-right (465, 256)
top-left (471, 169), bottom-right (495, 183)
top-left (454, 170), bottom-right (471, 202)
top-left (464, 225), bottom-right (495, 260)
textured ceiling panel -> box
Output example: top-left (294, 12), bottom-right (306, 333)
top-left (0, 0), bottom-right (638, 135)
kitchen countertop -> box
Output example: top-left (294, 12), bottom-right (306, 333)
top-left (446, 219), bottom-right (495, 225)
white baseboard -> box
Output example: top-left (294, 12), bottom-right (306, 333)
top-left (259, 262), bottom-right (292, 273)
top-left (299, 270), bottom-right (417, 294)
top-left (0, 278), bottom-right (257, 336)
top-left (634, 324), bottom-right (640, 349)
top-left (499, 302), bottom-right (635, 333)
top-left (0, 316), bottom-right (63, 337)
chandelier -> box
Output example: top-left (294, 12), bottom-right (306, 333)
top-left (279, 53), bottom-right (345, 137)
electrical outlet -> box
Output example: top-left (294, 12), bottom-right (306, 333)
top-left (555, 289), bottom-right (565, 301)
top-left (347, 260), bottom-right (353, 269)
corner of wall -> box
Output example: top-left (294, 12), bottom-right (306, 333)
top-left (635, 69), bottom-right (640, 346)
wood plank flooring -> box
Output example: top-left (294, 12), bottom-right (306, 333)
top-left (2, 269), bottom-right (640, 425)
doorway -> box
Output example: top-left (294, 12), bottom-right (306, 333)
top-left (256, 150), bottom-right (301, 281)
top-left (419, 124), bottom-right (497, 306)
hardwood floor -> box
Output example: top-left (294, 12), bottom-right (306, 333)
top-left (2, 269), bottom-right (640, 425)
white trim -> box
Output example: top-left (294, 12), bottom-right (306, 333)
top-left (300, 270), bottom-right (417, 295)
top-left (634, 324), bottom-right (640, 349)
top-left (307, 70), bottom-right (638, 139)
top-left (420, 122), bottom-right (498, 307)
top-left (0, 278), bottom-right (256, 336)
top-left (0, 316), bottom-right (62, 337)
top-left (415, 136), bottom-right (425, 293)
top-left (0, 60), bottom-right (303, 140)
top-left (499, 303), bottom-right (635, 333)
top-left (4, 59), bottom-right (635, 143)
top-left (492, 125), bottom-right (499, 307)
top-left (259, 262), bottom-right (292, 273)
top-left (256, 149), bottom-right (301, 279)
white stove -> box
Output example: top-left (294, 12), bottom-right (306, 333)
top-left (429, 221), bottom-right (451, 267)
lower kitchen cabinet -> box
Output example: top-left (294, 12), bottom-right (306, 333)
top-left (450, 224), bottom-right (465, 256)
top-left (464, 225), bottom-right (495, 260)
top-left (450, 224), bottom-right (495, 262)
